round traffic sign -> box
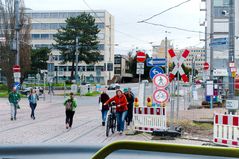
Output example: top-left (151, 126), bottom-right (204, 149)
top-left (149, 66), bottom-right (164, 79)
top-left (203, 62), bottom-right (209, 70)
top-left (153, 74), bottom-right (169, 88)
top-left (153, 89), bottom-right (169, 104)
top-left (13, 65), bottom-right (20, 72)
top-left (136, 51), bottom-right (146, 63)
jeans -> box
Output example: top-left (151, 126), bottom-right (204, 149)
top-left (126, 104), bottom-right (133, 125)
top-left (101, 110), bottom-right (108, 123)
top-left (30, 103), bottom-right (37, 118)
top-left (116, 111), bottom-right (128, 132)
top-left (65, 110), bottom-right (75, 127)
top-left (10, 103), bottom-right (17, 119)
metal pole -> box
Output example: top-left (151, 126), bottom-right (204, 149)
top-left (75, 37), bottom-right (79, 86)
top-left (209, 0), bottom-right (214, 108)
top-left (165, 36), bottom-right (168, 75)
top-left (170, 98), bottom-right (175, 130)
top-left (139, 74), bottom-right (141, 84)
top-left (228, 0), bottom-right (235, 99)
top-left (15, 0), bottom-right (20, 66)
top-left (176, 72), bottom-right (179, 120)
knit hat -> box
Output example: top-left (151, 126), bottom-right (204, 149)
top-left (123, 88), bottom-right (128, 93)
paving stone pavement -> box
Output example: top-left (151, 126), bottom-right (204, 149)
top-left (0, 96), bottom-right (207, 146)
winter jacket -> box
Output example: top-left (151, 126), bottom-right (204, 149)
top-left (105, 94), bottom-right (128, 112)
top-left (64, 98), bottom-right (77, 111)
top-left (99, 93), bottom-right (110, 110)
top-left (8, 92), bottom-right (21, 104)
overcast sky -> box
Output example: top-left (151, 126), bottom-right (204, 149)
top-left (24, 0), bottom-right (204, 54)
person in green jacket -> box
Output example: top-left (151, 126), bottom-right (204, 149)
top-left (8, 87), bottom-right (21, 120)
top-left (64, 92), bottom-right (77, 129)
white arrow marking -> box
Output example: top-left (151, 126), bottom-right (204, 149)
top-left (148, 59), bottom-right (153, 65)
top-left (153, 69), bottom-right (159, 74)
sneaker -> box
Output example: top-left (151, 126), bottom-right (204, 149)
top-left (14, 117), bottom-right (16, 120)
top-left (33, 117), bottom-right (35, 120)
top-left (11, 118), bottom-right (13, 121)
top-left (102, 122), bottom-right (105, 126)
top-left (119, 131), bottom-right (123, 135)
top-left (66, 124), bottom-right (69, 129)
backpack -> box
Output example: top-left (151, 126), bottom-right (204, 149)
top-left (66, 100), bottom-right (73, 110)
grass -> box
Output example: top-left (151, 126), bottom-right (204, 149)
top-left (84, 91), bottom-right (101, 96)
top-left (0, 91), bottom-right (27, 98)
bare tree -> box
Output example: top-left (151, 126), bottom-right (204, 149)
top-left (0, 0), bottom-right (31, 89)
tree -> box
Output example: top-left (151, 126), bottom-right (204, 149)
top-left (0, 0), bottom-right (31, 89)
top-left (53, 12), bottom-right (100, 80)
top-left (29, 48), bottom-right (50, 75)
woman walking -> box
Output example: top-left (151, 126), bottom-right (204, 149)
top-left (124, 88), bottom-right (134, 126)
top-left (99, 90), bottom-right (110, 126)
top-left (104, 90), bottom-right (128, 134)
top-left (28, 89), bottom-right (39, 120)
top-left (64, 92), bottom-right (77, 129)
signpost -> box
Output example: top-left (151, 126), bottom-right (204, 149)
top-left (136, 51), bottom-right (146, 83)
top-left (13, 65), bottom-right (21, 90)
top-left (149, 66), bottom-right (164, 79)
top-left (209, 37), bottom-right (228, 47)
top-left (146, 58), bottom-right (166, 67)
top-left (206, 80), bottom-right (214, 109)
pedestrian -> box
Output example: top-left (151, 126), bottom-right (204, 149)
top-left (104, 90), bottom-right (128, 134)
top-left (8, 87), bottom-right (21, 121)
top-left (99, 90), bottom-right (110, 126)
top-left (124, 88), bottom-right (134, 126)
top-left (28, 89), bottom-right (39, 120)
top-left (64, 92), bottom-right (77, 129)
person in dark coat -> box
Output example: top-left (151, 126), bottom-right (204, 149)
top-left (124, 88), bottom-right (135, 126)
top-left (99, 90), bottom-right (110, 126)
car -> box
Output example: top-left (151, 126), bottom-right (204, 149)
top-left (108, 83), bottom-right (120, 90)
top-left (20, 86), bottom-right (43, 96)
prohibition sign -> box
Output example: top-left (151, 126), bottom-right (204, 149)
top-left (153, 74), bottom-right (169, 88)
top-left (153, 89), bottom-right (169, 104)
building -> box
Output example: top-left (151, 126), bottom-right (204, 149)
top-left (26, 10), bottom-right (114, 84)
top-left (152, 39), bottom-right (173, 58)
top-left (113, 54), bottom-right (133, 83)
top-left (180, 47), bottom-right (206, 76)
top-left (201, 0), bottom-right (239, 81)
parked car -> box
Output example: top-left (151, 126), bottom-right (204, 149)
top-left (108, 83), bottom-right (120, 90)
top-left (20, 86), bottom-right (43, 96)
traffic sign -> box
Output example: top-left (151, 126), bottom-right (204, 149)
top-left (136, 68), bottom-right (144, 74)
top-left (137, 62), bottom-right (144, 69)
top-left (153, 74), bottom-right (169, 88)
top-left (146, 58), bottom-right (166, 67)
top-left (149, 66), bottom-right (164, 79)
top-left (203, 62), bottom-right (209, 70)
top-left (153, 89), bottom-right (169, 104)
top-left (14, 82), bottom-right (20, 90)
top-left (13, 65), bottom-right (20, 72)
top-left (168, 49), bottom-right (189, 83)
top-left (136, 51), bottom-right (146, 63)
top-left (209, 37), bottom-right (228, 47)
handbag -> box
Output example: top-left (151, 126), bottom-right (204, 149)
top-left (99, 102), bottom-right (102, 111)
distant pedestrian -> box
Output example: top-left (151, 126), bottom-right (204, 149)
top-left (8, 87), bottom-right (21, 121)
top-left (99, 90), bottom-right (110, 126)
top-left (104, 90), bottom-right (128, 134)
top-left (64, 92), bottom-right (77, 129)
top-left (28, 89), bottom-right (39, 120)
top-left (124, 88), bottom-right (134, 126)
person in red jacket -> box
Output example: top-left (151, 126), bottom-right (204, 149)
top-left (104, 89), bottom-right (128, 134)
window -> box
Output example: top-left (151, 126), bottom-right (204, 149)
top-left (50, 23), bottom-right (58, 30)
top-left (79, 66), bottom-right (85, 71)
top-left (97, 23), bottom-right (105, 29)
top-left (32, 24), bottom-right (41, 30)
top-left (86, 66), bottom-right (94, 71)
top-left (32, 13), bottom-right (42, 18)
top-left (96, 66), bottom-right (104, 71)
top-left (59, 12), bottom-right (68, 18)
top-left (41, 13), bottom-right (49, 18)
top-left (41, 34), bottom-right (49, 39)
top-left (41, 23), bottom-right (50, 30)
top-left (32, 34), bottom-right (40, 39)
top-left (50, 12), bottom-right (59, 18)
top-left (59, 23), bottom-right (66, 28)
top-left (97, 33), bottom-right (105, 40)
top-left (114, 57), bottom-right (121, 64)
top-left (97, 44), bottom-right (104, 50)
top-left (114, 67), bottom-right (121, 74)
top-left (98, 55), bottom-right (104, 61)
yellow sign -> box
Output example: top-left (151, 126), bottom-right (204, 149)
top-left (232, 72), bottom-right (237, 78)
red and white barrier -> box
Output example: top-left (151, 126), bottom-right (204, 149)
top-left (133, 107), bottom-right (167, 132)
top-left (213, 113), bottom-right (239, 147)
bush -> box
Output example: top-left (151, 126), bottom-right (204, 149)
top-left (0, 84), bottom-right (8, 91)
top-left (84, 91), bottom-right (101, 96)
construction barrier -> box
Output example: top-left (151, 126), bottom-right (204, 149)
top-left (213, 113), bottom-right (239, 147)
top-left (133, 107), bottom-right (167, 132)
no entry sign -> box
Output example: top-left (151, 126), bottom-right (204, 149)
top-left (136, 51), bottom-right (146, 63)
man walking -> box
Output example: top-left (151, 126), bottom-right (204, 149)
top-left (8, 87), bottom-right (21, 120)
